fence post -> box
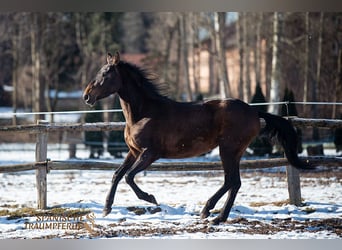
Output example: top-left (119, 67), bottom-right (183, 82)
top-left (35, 120), bottom-right (49, 209)
top-left (286, 165), bottom-right (302, 206)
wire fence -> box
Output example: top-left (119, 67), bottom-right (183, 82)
top-left (3, 101), bottom-right (342, 117)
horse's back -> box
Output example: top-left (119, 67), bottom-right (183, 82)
top-left (125, 98), bottom-right (260, 159)
top-left (204, 98), bottom-right (259, 124)
top-left (204, 98), bottom-right (260, 149)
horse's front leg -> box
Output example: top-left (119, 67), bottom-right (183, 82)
top-left (103, 150), bottom-right (136, 217)
top-left (125, 149), bottom-right (159, 205)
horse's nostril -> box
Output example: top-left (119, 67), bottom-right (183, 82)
top-left (84, 94), bottom-right (89, 102)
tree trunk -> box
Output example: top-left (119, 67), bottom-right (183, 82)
top-left (214, 12), bottom-right (230, 99)
top-left (237, 12), bottom-right (244, 100)
top-left (209, 35), bottom-right (217, 95)
top-left (163, 22), bottom-right (176, 85)
top-left (190, 13), bottom-right (200, 95)
top-left (179, 13), bottom-right (192, 101)
top-left (31, 13), bottom-right (44, 122)
top-left (175, 18), bottom-right (183, 100)
top-left (268, 12), bottom-right (281, 115)
top-left (332, 47), bottom-right (341, 119)
top-left (254, 13), bottom-right (263, 88)
top-left (75, 12), bottom-right (95, 125)
top-left (11, 22), bottom-right (20, 125)
top-left (303, 12), bottom-right (310, 115)
top-left (242, 13), bottom-right (251, 102)
top-left (312, 12), bottom-right (324, 140)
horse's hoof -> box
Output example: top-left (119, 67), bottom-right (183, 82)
top-left (102, 207), bottom-right (112, 217)
top-left (149, 195), bottom-right (158, 205)
top-left (200, 210), bottom-right (210, 219)
top-left (209, 217), bottom-right (222, 225)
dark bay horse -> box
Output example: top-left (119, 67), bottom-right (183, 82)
top-left (83, 52), bottom-right (312, 225)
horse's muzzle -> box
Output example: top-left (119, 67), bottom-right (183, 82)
top-left (83, 94), bottom-right (95, 106)
top-left (83, 94), bottom-right (90, 102)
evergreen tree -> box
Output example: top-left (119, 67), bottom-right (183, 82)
top-left (281, 88), bottom-right (298, 116)
top-left (250, 84), bottom-right (267, 112)
top-left (84, 102), bottom-right (104, 158)
top-left (0, 85), bottom-right (11, 106)
top-left (334, 114), bottom-right (342, 153)
top-left (249, 84), bottom-right (273, 156)
top-left (281, 88), bottom-right (303, 153)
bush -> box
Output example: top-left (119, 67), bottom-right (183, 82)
top-left (0, 85), bottom-right (11, 106)
top-left (249, 84), bottom-right (273, 156)
top-left (281, 88), bottom-right (298, 116)
top-left (334, 114), bottom-right (342, 153)
top-left (281, 88), bottom-right (302, 154)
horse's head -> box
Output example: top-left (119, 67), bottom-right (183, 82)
top-left (83, 52), bottom-right (122, 106)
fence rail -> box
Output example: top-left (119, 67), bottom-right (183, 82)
top-left (1, 117), bottom-right (342, 134)
top-left (0, 156), bottom-right (341, 173)
top-left (0, 117), bottom-right (341, 210)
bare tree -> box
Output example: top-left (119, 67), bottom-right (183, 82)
top-left (254, 13), bottom-right (263, 89)
top-left (302, 12), bottom-right (310, 115)
top-left (30, 13), bottom-right (44, 121)
top-left (145, 13), bottom-right (181, 98)
top-left (199, 13), bottom-right (218, 96)
top-left (242, 12), bottom-right (251, 102)
top-left (311, 12), bottom-right (324, 139)
top-left (120, 12), bottom-right (146, 53)
top-left (238, 12), bottom-right (261, 102)
top-left (214, 12), bottom-right (230, 99)
top-left (236, 12), bottom-right (244, 100)
top-left (162, 15), bottom-right (178, 86)
top-left (190, 13), bottom-right (201, 95)
top-left (312, 12), bottom-right (324, 113)
top-left (333, 43), bottom-right (342, 119)
top-left (268, 12), bottom-right (281, 115)
top-left (179, 13), bottom-right (193, 101)
top-left (11, 14), bottom-right (22, 125)
top-left (75, 13), bottom-right (87, 90)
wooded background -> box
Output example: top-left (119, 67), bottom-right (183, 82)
top-left (0, 12), bottom-right (341, 123)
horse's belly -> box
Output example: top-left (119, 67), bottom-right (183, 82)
top-left (161, 136), bottom-right (218, 159)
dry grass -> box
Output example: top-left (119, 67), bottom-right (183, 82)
top-left (249, 199), bottom-right (291, 207)
top-left (0, 206), bottom-right (91, 220)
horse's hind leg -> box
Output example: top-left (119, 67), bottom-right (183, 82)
top-left (201, 146), bottom-right (241, 224)
top-left (211, 166), bottom-right (241, 225)
top-left (201, 173), bottom-right (231, 219)
top-left (125, 149), bottom-right (159, 205)
top-left (103, 151), bottom-right (136, 216)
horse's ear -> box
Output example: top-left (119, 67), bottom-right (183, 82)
top-left (113, 51), bottom-right (120, 65)
top-left (107, 53), bottom-right (114, 65)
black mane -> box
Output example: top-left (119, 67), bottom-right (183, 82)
top-left (118, 61), bottom-right (170, 101)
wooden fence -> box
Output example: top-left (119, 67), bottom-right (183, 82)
top-left (0, 117), bottom-right (342, 210)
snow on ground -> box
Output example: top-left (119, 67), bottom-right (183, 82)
top-left (0, 144), bottom-right (341, 239)
top-left (0, 107), bottom-right (82, 123)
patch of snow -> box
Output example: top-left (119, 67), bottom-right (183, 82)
top-left (0, 144), bottom-right (341, 239)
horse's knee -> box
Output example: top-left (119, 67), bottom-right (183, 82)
top-left (233, 179), bottom-right (241, 190)
top-left (111, 173), bottom-right (119, 183)
top-left (125, 172), bottom-right (134, 185)
top-left (226, 173), bottom-right (241, 190)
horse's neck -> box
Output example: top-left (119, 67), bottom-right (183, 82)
top-left (119, 98), bottom-right (138, 125)
top-left (118, 82), bottom-right (150, 125)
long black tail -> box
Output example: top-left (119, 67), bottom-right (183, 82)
top-left (258, 111), bottom-right (313, 170)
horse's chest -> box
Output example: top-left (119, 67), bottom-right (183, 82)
top-left (124, 118), bottom-right (154, 149)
